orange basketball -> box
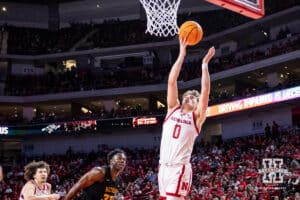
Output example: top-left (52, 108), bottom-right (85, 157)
top-left (179, 21), bottom-right (203, 46)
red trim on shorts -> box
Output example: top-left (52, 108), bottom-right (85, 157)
top-left (192, 112), bottom-right (200, 134)
top-left (166, 192), bottom-right (181, 197)
top-left (175, 165), bottom-right (186, 195)
top-left (163, 106), bottom-right (180, 124)
top-left (159, 196), bottom-right (167, 200)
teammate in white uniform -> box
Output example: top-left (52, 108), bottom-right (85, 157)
top-left (158, 38), bottom-right (215, 200)
top-left (19, 161), bottom-right (60, 200)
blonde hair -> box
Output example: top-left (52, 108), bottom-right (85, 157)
top-left (182, 90), bottom-right (200, 101)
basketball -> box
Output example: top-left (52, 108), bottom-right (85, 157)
top-left (179, 21), bottom-right (203, 46)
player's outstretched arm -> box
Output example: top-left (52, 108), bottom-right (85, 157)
top-left (167, 38), bottom-right (187, 111)
top-left (64, 167), bottom-right (104, 200)
top-left (195, 47), bottom-right (215, 127)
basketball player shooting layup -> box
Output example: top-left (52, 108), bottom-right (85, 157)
top-left (158, 38), bottom-right (215, 200)
top-left (19, 161), bottom-right (61, 200)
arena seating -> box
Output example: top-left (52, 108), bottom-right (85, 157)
top-left (0, 129), bottom-right (299, 199)
top-left (4, 34), bottom-right (299, 98)
top-left (3, 0), bottom-right (299, 55)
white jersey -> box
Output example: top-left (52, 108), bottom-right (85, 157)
top-left (159, 106), bottom-right (200, 165)
top-left (19, 181), bottom-right (50, 200)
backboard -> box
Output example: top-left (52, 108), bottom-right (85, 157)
top-left (205, 0), bottom-right (265, 19)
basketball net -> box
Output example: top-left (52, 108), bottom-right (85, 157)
top-left (139, 0), bottom-right (181, 37)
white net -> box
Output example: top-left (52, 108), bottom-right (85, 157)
top-left (140, 0), bottom-right (181, 37)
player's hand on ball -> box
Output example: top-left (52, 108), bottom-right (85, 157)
top-left (202, 46), bottom-right (215, 64)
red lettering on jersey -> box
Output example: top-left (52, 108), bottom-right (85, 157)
top-left (170, 117), bottom-right (192, 125)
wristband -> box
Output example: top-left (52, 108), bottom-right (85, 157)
top-left (202, 63), bottom-right (208, 69)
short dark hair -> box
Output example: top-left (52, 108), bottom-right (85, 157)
top-left (107, 149), bottom-right (125, 163)
top-left (24, 161), bottom-right (50, 181)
